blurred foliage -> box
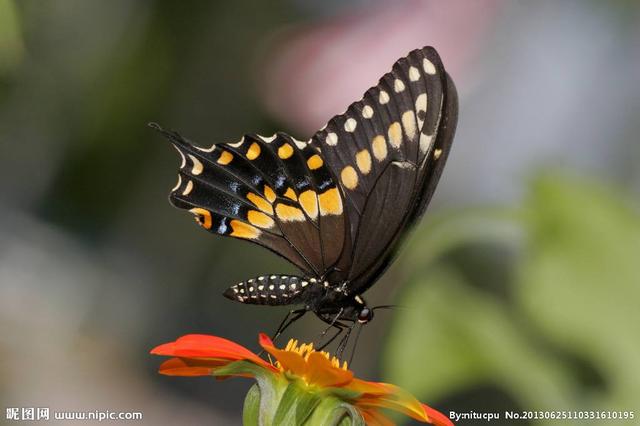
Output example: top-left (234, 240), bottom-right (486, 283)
top-left (0, 0), bottom-right (23, 77)
top-left (384, 174), bottom-right (640, 425)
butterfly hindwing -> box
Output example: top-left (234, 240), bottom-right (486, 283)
top-left (157, 125), bottom-right (348, 277)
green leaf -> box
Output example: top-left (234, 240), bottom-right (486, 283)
top-left (517, 175), bottom-right (640, 405)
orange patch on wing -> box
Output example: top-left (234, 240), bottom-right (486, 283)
top-left (247, 210), bottom-right (274, 229)
top-left (275, 203), bottom-right (305, 222)
top-left (298, 190), bottom-right (318, 220)
top-left (230, 220), bottom-right (261, 239)
top-left (388, 122), bottom-right (403, 148)
top-left (306, 154), bottom-right (323, 170)
top-left (217, 150), bottom-right (233, 165)
top-left (189, 208), bottom-right (212, 229)
top-left (263, 185), bottom-right (276, 203)
top-left (246, 142), bottom-right (261, 160)
top-left (246, 192), bottom-right (273, 215)
top-left (278, 143), bottom-right (294, 159)
top-left (284, 187), bottom-right (298, 201)
top-left (318, 187), bottom-right (343, 215)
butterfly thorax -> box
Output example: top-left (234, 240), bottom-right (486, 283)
top-left (310, 283), bottom-right (374, 324)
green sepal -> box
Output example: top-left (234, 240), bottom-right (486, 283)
top-left (305, 396), bottom-right (365, 426)
top-left (243, 384), bottom-right (261, 426)
top-left (271, 382), bottom-right (321, 425)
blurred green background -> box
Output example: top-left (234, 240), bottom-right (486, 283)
top-left (1, 1), bottom-right (638, 425)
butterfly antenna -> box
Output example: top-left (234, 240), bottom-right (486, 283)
top-left (372, 304), bottom-right (404, 311)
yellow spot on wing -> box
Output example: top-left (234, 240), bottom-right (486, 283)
top-left (401, 110), bottom-right (417, 139)
top-left (263, 185), bottom-right (276, 203)
top-left (182, 180), bottom-right (194, 195)
top-left (247, 192), bottom-right (273, 215)
top-left (307, 154), bottom-right (323, 170)
top-left (434, 148), bottom-right (443, 159)
top-left (189, 208), bottom-right (212, 229)
top-left (298, 190), bottom-right (318, 220)
top-left (246, 142), bottom-right (261, 160)
top-left (318, 188), bottom-right (343, 215)
top-left (188, 154), bottom-right (203, 175)
top-left (356, 150), bottom-right (372, 175)
top-left (340, 166), bottom-right (358, 190)
top-left (217, 150), bottom-right (233, 165)
top-left (278, 143), bottom-right (294, 159)
top-left (371, 135), bottom-right (387, 161)
top-left (388, 122), bottom-right (402, 148)
top-left (275, 203), bottom-right (305, 222)
top-left (230, 220), bottom-right (261, 239)
top-left (247, 210), bottom-right (274, 229)
top-left (284, 187), bottom-right (298, 201)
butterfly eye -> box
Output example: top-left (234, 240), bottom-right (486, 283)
top-left (357, 307), bottom-right (373, 323)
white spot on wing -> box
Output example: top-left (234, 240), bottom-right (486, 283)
top-left (344, 118), bottom-right (357, 132)
top-left (415, 93), bottom-right (427, 129)
top-left (261, 135), bottom-right (277, 143)
top-left (171, 175), bottom-right (182, 192)
top-left (289, 138), bottom-right (305, 150)
top-left (182, 180), bottom-right (194, 195)
top-left (228, 137), bottom-right (245, 148)
top-left (195, 144), bottom-right (216, 153)
top-left (379, 90), bottom-right (390, 104)
top-left (401, 110), bottom-right (417, 139)
top-left (420, 133), bottom-right (434, 154)
top-left (409, 66), bottom-right (420, 81)
top-left (326, 132), bottom-right (338, 146)
top-left (174, 146), bottom-right (186, 168)
top-left (394, 79), bottom-right (405, 93)
top-left (187, 154), bottom-right (203, 175)
top-left (423, 58), bottom-right (436, 75)
top-left (362, 105), bottom-right (374, 119)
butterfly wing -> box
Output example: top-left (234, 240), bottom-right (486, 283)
top-left (309, 46), bottom-right (458, 292)
top-left (155, 125), bottom-right (348, 277)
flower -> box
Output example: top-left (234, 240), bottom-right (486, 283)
top-left (151, 333), bottom-right (453, 426)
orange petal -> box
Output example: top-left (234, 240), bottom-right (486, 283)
top-left (158, 357), bottom-right (229, 376)
top-left (304, 351), bottom-right (353, 387)
top-left (354, 383), bottom-right (428, 422)
top-left (422, 403), bottom-right (454, 426)
top-left (151, 334), bottom-right (268, 367)
top-left (346, 378), bottom-right (393, 395)
top-left (259, 333), bottom-right (310, 376)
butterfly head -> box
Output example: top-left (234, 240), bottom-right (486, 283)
top-left (353, 294), bottom-right (374, 324)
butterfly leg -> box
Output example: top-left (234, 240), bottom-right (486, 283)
top-left (336, 321), bottom-right (357, 359)
top-left (319, 308), bottom-right (344, 337)
top-left (317, 323), bottom-right (345, 351)
top-left (272, 308), bottom-right (307, 342)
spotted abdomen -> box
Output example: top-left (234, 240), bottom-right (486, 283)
top-left (223, 275), bottom-right (317, 306)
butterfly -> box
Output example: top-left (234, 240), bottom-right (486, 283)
top-left (152, 46), bottom-right (457, 352)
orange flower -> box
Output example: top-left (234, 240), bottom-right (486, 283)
top-left (151, 333), bottom-right (453, 426)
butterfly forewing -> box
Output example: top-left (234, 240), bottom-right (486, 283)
top-left (309, 47), bottom-right (456, 290)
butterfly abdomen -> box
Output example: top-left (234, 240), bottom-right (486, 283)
top-left (223, 275), bottom-right (322, 306)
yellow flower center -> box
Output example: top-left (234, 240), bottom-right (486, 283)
top-left (278, 338), bottom-right (349, 371)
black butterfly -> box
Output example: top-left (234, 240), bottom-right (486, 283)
top-left (152, 46), bottom-right (457, 352)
